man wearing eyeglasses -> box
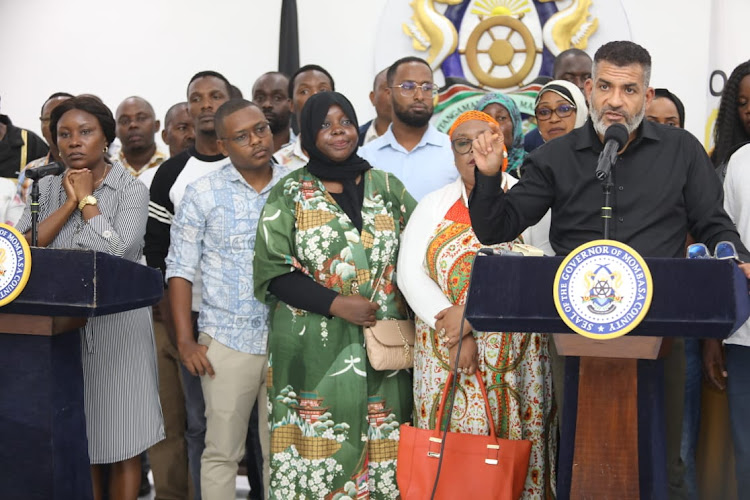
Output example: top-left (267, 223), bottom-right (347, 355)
top-left (359, 56), bottom-right (456, 201)
top-left (166, 99), bottom-right (287, 498)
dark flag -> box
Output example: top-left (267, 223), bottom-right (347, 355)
top-left (278, 0), bottom-right (300, 78)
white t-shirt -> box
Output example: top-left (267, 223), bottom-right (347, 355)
top-left (723, 144), bottom-right (750, 346)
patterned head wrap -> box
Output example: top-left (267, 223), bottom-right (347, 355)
top-left (448, 110), bottom-right (508, 172)
top-left (475, 93), bottom-right (526, 175)
top-left (448, 110), bottom-right (499, 138)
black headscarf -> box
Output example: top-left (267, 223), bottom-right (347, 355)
top-left (300, 91), bottom-right (372, 230)
top-left (654, 88), bottom-right (686, 128)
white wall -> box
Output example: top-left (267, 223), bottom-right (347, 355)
top-left (0, 0), bottom-right (722, 148)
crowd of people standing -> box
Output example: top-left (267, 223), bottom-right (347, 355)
top-left (2, 39), bottom-right (750, 500)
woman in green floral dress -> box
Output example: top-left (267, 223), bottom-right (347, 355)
top-left (254, 92), bottom-right (416, 499)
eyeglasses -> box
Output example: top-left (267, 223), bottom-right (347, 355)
top-left (686, 243), bottom-right (711, 259)
top-left (686, 241), bottom-right (742, 261)
top-left (391, 81), bottom-right (439, 98)
top-left (715, 241), bottom-right (740, 261)
top-left (535, 104), bottom-right (576, 121)
top-left (451, 138), bottom-right (474, 155)
top-left (227, 123), bottom-right (271, 145)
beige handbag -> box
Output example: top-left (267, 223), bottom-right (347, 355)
top-left (363, 244), bottom-right (416, 371)
top-left (364, 319), bottom-right (416, 371)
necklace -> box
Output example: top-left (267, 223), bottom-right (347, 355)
top-left (94, 163), bottom-right (111, 190)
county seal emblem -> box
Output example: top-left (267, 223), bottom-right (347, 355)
top-left (553, 240), bottom-right (652, 339)
top-left (375, 0), bottom-right (633, 133)
top-left (0, 223), bottom-right (32, 307)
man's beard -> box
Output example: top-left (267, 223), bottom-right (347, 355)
top-left (393, 99), bottom-right (432, 128)
top-left (124, 143), bottom-right (152, 154)
top-left (267, 111), bottom-right (290, 134)
top-left (590, 98), bottom-right (646, 137)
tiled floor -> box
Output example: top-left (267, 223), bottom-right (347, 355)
top-left (137, 472), bottom-right (251, 499)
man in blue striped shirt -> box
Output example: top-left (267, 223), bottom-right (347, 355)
top-left (166, 99), bottom-right (288, 498)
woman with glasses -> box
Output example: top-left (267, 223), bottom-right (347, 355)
top-left (254, 91), bottom-right (415, 498)
top-left (398, 110), bottom-right (557, 499)
top-left (534, 80), bottom-right (588, 143)
top-left (475, 93), bottom-right (527, 178)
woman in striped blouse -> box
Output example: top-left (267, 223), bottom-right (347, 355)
top-left (16, 95), bottom-right (164, 500)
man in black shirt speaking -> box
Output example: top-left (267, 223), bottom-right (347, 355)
top-left (468, 40), bottom-right (750, 498)
top-left (469, 40), bottom-right (750, 267)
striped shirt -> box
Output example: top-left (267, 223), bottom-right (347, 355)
top-left (15, 161), bottom-right (164, 463)
top-left (166, 162), bottom-right (288, 354)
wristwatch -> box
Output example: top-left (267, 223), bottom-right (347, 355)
top-left (78, 195), bottom-right (98, 211)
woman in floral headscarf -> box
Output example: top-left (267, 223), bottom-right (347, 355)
top-left (475, 92), bottom-right (527, 178)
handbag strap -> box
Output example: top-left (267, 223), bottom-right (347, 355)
top-left (434, 371), bottom-right (497, 438)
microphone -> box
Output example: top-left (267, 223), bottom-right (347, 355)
top-left (477, 248), bottom-right (524, 257)
top-left (595, 124), bottom-right (629, 181)
top-left (25, 162), bottom-right (65, 181)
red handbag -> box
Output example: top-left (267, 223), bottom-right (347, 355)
top-left (397, 371), bottom-right (532, 500)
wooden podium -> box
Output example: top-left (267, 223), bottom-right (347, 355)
top-left (0, 248), bottom-right (162, 500)
top-left (465, 254), bottom-right (750, 500)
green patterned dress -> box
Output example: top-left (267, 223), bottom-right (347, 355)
top-left (254, 167), bottom-right (416, 499)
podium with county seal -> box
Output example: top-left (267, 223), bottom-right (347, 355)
top-left (0, 240), bottom-right (162, 500)
top-left (464, 241), bottom-right (750, 500)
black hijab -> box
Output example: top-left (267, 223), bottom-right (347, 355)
top-left (300, 91), bottom-right (372, 230)
top-left (654, 88), bottom-right (686, 128)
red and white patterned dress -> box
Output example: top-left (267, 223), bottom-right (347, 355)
top-left (400, 177), bottom-right (556, 499)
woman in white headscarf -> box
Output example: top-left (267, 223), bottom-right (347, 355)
top-left (534, 80), bottom-right (588, 143)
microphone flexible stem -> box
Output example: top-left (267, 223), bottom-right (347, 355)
top-left (31, 180), bottom-right (40, 247)
top-left (601, 180), bottom-right (613, 240)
